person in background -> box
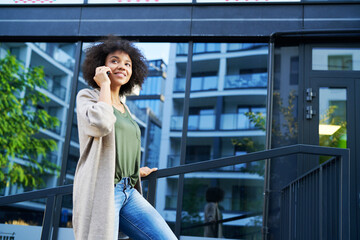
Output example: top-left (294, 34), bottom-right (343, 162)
top-left (204, 187), bottom-right (225, 238)
top-left (72, 36), bottom-right (177, 240)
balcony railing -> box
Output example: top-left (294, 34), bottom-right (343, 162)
top-left (51, 119), bottom-right (62, 135)
top-left (193, 43), bottom-right (221, 54)
top-left (41, 153), bottom-right (58, 164)
top-left (171, 113), bottom-right (265, 131)
top-left (44, 77), bottom-right (67, 101)
top-left (171, 114), bottom-right (215, 131)
top-left (0, 144), bottom-right (350, 240)
top-left (35, 43), bottom-right (75, 71)
top-left (52, 82), bottom-right (67, 101)
top-left (220, 113), bottom-right (253, 130)
top-left (176, 43), bottom-right (221, 56)
top-left (224, 73), bottom-right (267, 89)
top-left (173, 76), bottom-right (218, 92)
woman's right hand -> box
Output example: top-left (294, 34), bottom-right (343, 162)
top-left (93, 66), bottom-right (112, 88)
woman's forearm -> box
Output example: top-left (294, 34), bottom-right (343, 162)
top-left (98, 82), bottom-right (112, 106)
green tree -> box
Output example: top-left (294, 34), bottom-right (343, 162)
top-left (0, 52), bottom-right (60, 190)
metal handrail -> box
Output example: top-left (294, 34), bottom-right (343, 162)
top-left (0, 144), bottom-right (350, 240)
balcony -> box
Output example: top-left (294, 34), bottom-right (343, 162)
top-left (171, 114), bottom-right (215, 131)
top-left (220, 113), bottom-right (257, 130)
top-left (171, 113), bottom-right (265, 131)
top-left (193, 43), bottom-right (221, 55)
top-left (176, 43), bottom-right (221, 56)
top-left (224, 73), bottom-right (267, 89)
top-left (51, 119), bottom-right (62, 135)
top-left (44, 77), bottom-right (67, 101)
top-left (173, 76), bottom-right (218, 93)
top-left (35, 43), bottom-right (75, 71)
top-left (41, 153), bottom-right (58, 164)
top-left (51, 82), bottom-right (67, 101)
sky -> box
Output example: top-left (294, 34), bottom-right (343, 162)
top-left (134, 42), bottom-right (170, 64)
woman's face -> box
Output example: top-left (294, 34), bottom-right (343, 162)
top-left (105, 50), bottom-right (132, 87)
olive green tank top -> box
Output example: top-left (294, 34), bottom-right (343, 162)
top-left (113, 106), bottom-right (141, 186)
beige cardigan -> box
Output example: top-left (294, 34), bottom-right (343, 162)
top-left (72, 88), bottom-right (142, 240)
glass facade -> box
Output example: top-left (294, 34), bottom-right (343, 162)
top-left (1, 37), bottom-right (359, 239)
top-left (177, 42), bottom-right (268, 239)
top-left (0, 40), bottom-right (268, 238)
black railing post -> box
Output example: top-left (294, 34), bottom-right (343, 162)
top-left (340, 152), bottom-right (350, 240)
top-left (288, 184), bottom-right (292, 240)
top-left (319, 163), bottom-right (323, 240)
top-left (175, 40), bottom-right (193, 238)
top-left (41, 196), bottom-right (56, 240)
top-left (146, 175), bottom-right (157, 207)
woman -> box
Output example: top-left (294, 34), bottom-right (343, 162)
top-left (204, 187), bottom-right (224, 238)
top-left (72, 36), bottom-right (177, 240)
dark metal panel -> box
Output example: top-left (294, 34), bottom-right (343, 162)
top-left (80, 5), bottom-right (192, 20)
top-left (191, 5), bottom-right (303, 37)
top-left (0, 7), bottom-right (81, 36)
top-left (0, 22), bottom-right (80, 36)
top-left (304, 4), bottom-right (360, 29)
top-left (79, 6), bottom-right (192, 37)
top-left (0, 7), bottom-right (81, 20)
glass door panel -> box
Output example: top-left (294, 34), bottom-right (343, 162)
top-left (318, 87), bottom-right (347, 162)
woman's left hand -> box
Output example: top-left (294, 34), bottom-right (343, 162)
top-left (140, 167), bottom-right (158, 177)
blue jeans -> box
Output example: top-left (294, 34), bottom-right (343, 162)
top-left (114, 178), bottom-right (177, 240)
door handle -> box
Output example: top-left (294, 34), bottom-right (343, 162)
top-left (306, 106), bottom-right (316, 120)
top-left (306, 88), bottom-right (316, 102)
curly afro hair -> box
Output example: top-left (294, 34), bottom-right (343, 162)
top-left (82, 36), bottom-right (148, 96)
top-left (206, 187), bottom-right (224, 203)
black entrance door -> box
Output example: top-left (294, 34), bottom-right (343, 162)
top-left (304, 44), bottom-right (360, 239)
